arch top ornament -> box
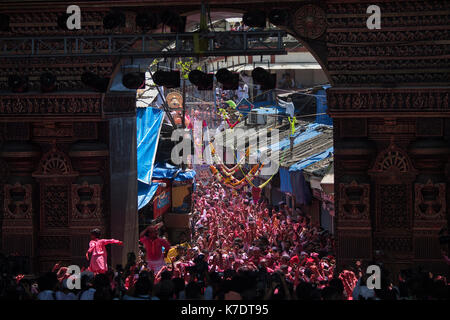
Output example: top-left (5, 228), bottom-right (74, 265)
top-left (32, 145), bottom-right (78, 179)
top-left (293, 4), bottom-right (327, 40)
top-left (369, 141), bottom-right (418, 178)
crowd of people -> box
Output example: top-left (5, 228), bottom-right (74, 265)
top-left (0, 174), bottom-right (448, 300)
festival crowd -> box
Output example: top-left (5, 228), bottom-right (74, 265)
top-left (0, 176), bottom-right (448, 300)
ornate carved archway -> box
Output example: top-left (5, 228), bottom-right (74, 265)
top-left (0, 0), bottom-right (448, 273)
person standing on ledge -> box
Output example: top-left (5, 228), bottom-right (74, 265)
top-left (86, 228), bottom-right (123, 275)
top-left (139, 225), bottom-right (171, 273)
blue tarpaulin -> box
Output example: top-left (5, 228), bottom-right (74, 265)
top-left (289, 147), bottom-right (334, 172)
top-left (280, 146), bottom-right (334, 198)
top-left (268, 123), bottom-right (323, 152)
top-left (280, 167), bottom-right (292, 194)
top-left (136, 107), bottom-right (196, 210)
top-left (137, 107), bottom-right (164, 210)
top-left (153, 162), bottom-right (197, 182)
top-left (137, 107), bottom-right (164, 184)
top-left (315, 85), bottom-right (332, 125)
top-left (138, 181), bottom-right (160, 210)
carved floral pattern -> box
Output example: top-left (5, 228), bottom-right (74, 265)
top-left (0, 95), bottom-right (102, 115)
top-left (4, 183), bottom-right (32, 219)
top-left (72, 182), bottom-right (103, 219)
top-left (293, 5), bottom-right (327, 39)
top-left (338, 180), bottom-right (370, 220)
top-left (414, 179), bottom-right (446, 220)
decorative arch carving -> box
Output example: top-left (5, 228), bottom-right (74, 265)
top-left (369, 142), bottom-right (418, 179)
top-left (33, 146), bottom-right (78, 178)
top-left (292, 4), bottom-right (327, 40)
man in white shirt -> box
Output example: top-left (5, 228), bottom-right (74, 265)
top-left (236, 81), bottom-right (249, 102)
top-left (277, 97), bottom-right (295, 118)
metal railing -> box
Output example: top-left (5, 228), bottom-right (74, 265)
top-left (0, 30), bottom-right (287, 58)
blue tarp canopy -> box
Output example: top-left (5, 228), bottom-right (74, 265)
top-left (136, 107), bottom-right (196, 210)
top-left (289, 147), bottom-right (334, 172)
top-left (137, 107), bottom-right (164, 184)
top-left (138, 181), bottom-right (160, 210)
top-left (137, 107), bottom-right (164, 210)
top-left (153, 162), bottom-right (197, 182)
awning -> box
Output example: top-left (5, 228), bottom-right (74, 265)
top-left (229, 63), bottom-right (322, 72)
top-left (137, 107), bottom-right (165, 210)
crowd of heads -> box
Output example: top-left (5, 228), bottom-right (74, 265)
top-left (0, 176), bottom-right (448, 300)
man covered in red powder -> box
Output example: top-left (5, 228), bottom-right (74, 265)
top-left (86, 228), bottom-right (123, 275)
top-left (139, 225), bottom-right (171, 273)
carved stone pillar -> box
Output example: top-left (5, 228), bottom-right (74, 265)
top-left (0, 142), bottom-right (40, 273)
top-left (104, 93), bottom-right (138, 267)
top-left (334, 134), bottom-right (376, 268)
top-left (330, 88), bottom-right (450, 273)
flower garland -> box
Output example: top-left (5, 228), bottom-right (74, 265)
top-left (232, 144), bottom-right (289, 189)
top-left (209, 143), bottom-right (249, 177)
top-left (209, 163), bottom-right (263, 189)
top-left (217, 104), bottom-right (243, 129)
top-left (226, 114), bottom-right (244, 129)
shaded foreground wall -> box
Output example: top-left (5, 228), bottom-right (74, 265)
top-left (0, 93), bottom-right (138, 273)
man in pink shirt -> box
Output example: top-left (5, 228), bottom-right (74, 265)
top-left (140, 225), bottom-right (171, 273)
top-left (86, 228), bottom-right (123, 275)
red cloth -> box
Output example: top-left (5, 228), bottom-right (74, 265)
top-left (290, 256), bottom-right (300, 265)
top-left (140, 236), bottom-right (171, 262)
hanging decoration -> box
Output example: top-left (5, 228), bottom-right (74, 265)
top-left (209, 143), bottom-right (249, 177)
top-left (209, 163), bottom-right (263, 189)
top-left (216, 100), bottom-right (244, 129)
top-left (233, 144), bottom-right (289, 189)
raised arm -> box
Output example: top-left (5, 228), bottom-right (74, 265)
top-left (140, 226), bottom-right (151, 239)
top-left (102, 239), bottom-right (123, 245)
